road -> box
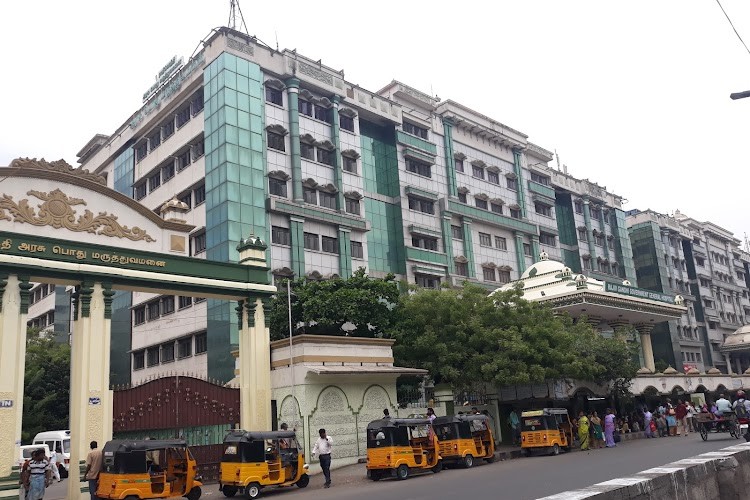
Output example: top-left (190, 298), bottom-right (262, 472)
top-left (43, 433), bottom-right (740, 499)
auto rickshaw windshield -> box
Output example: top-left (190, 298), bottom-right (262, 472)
top-left (522, 416), bottom-right (553, 431)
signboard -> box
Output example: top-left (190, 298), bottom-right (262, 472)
top-left (0, 399), bottom-right (13, 408)
top-left (89, 397), bottom-right (101, 406)
top-left (604, 282), bottom-right (675, 304)
top-left (142, 56), bottom-right (184, 103)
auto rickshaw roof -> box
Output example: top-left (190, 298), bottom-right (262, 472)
top-left (102, 439), bottom-right (188, 454)
top-left (521, 408), bottom-right (569, 417)
top-left (366, 418), bottom-right (431, 429)
top-left (433, 414), bottom-right (490, 425)
top-left (223, 430), bottom-right (297, 442)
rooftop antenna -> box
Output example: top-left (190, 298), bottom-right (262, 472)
top-left (555, 149), bottom-right (561, 170)
top-left (275, 30), bottom-right (279, 51)
top-left (744, 232), bottom-right (750, 252)
top-left (228, 0), bottom-right (249, 35)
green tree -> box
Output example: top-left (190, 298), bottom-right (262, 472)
top-left (268, 268), bottom-right (400, 340)
top-left (22, 330), bottom-right (70, 443)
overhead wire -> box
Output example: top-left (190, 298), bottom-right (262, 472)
top-left (715, 0), bottom-right (750, 58)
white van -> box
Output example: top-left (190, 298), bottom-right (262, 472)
top-left (18, 444), bottom-right (50, 467)
top-left (32, 430), bottom-right (71, 471)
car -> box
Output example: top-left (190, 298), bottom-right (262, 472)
top-left (32, 430), bottom-right (71, 471)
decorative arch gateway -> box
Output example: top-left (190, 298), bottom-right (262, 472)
top-left (0, 159), bottom-right (276, 499)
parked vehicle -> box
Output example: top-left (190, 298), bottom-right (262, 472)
top-left (96, 439), bottom-right (202, 500)
top-left (433, 414), bottom-right (495, 467)
top-left (366, 418), bottom-right (441, 481)
top-left (18, 444), bottom-right (50, 467)
top-left (219, 430), bottom-right (309, 498)
top-left (32, 430), bottom-right (71, 471)
top-left (696, 410), bottom-right (742, 441)
top-left (520, 408), bottom-right (574, 456)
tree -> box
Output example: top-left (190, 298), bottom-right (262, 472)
top-left (22, 330), bottom-right (70, 443)
top-left (268, 268), bottom-right (400, 340)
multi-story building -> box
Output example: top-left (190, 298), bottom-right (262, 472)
top-left (73, 27), bottom-right (570, 384)
top-left (627, 208), bottom-right (750, 374)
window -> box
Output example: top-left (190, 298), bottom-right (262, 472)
top-left (176, 106), bottom-right (191, 128)
top-left (195, 332), bottom-right (207, 354)
top-left (483, 267), bottom-right (496, 281)
top-left (265, 86), bottom-right (283, 106)
top-left (192, 140), bottom-right (205, 159)
top-left (530, 172), bottom-right (550, 185)
top-left (162, 162), bottom-right (175, 181)
top-left (458, 192), bottom-right (467, 203)
top-left (191, 232), bottom-right (206, 255)
top-left (506, 177), bottom-right (518, 190)
top-left (540, 233), bottom-right (556, 247)
top-left (178, 337), bottom-right (192, 358)
top-left (351, 241), bottom-right (364, 259)
top-left (178, 296), bottom-right (193, 309)
top-left (495, 236), bottom-right (507, 250)
top-left (134, 306), bottom-right (146, 325)
top-left (161, 296), bottom-right (175, 315)
top-left (271, 226), bottom-right (291, 246)
top-left (133, 351), bottom-right (145, 370)
top-left (491, 202), bottom-right (503, 214)
top-left (343, 156), bottom-right (357, 173)
top-left (574, 200), bottom-right (583, 214)
top-left (498, 269), bottom-right (511, 283)
top-left (314, 105), bottom-right (329, 122)
top-left (598, 260), bottom-right (610, 273)
top-left (147, 300), bottom-right (160, 321)
top-left (510, 208), bottom-right (521, 219)
top-left (534, 202), bottom-right (552, 217)
top-left (191, 90), bottom-right (204, 115)
top-left (696, 257), bottom-right (705, 267)
top-left (406, 159), bottom-right (431, 177)
top-left (583, 257), bottom-right (593, 270)
top-left (147, 347), bottom-right (159, 367)
top-left (322, 236), bottom-right (339, 254)
top-left (319, 191), bottom-right (336, 209)
top-left (607, 238), bottom-right (615, 250)
top-left (303, 232), bottom-right (319, 251)
top-left (161, 343), bottom-right (175, 363)
top-left (403, 121), bottom-right (428, 139)
top-left (488, 171), bottom-right (500, 184)
top-left (345, 197), bottom-right (360, 215)
top-left (303, 188), bottom-right (317, 205)
top-left (300, 142), bottom-right (315, 160)
top-left (162, 120), bottom-right (175, 140)
top-left (135, 143), bottom-right (148, 163)
top-left (594, 234), bottom-right (604, 246)
top-left (479, 232), bottom-right (492, 247)
top-left (475, 198), bottom-right (488, 210)
top-left (194, 184), bottom-right (206, 205)
top-left (149, 171), bottom-right (161, 192)
top-left (472, 165), bottom-right (485, 179)
top-left (408, 196), bottom-right (434, 214)
top-left (317, 148), bottom-right (333, 166)
top-left (451, 225), bottom-right (463, 240)
top-left (578, 228), bottom-right (588, 242)
top-left (455, 159), bottom-right (464, 172)
top-left (178, 150), bottom-right (191, 171)
top-left (523, 243), bottom-right (532, 257)
top-left (412, 236), bottom-right (438, 251)
top-left (267, 131), bottom-right (285, 152)
top-left (148, 130), bottom-right (161, 151)
top-left (269, 177), bottom-right (287, 197)
top-left (134, 183), bottom-right (147, 200)
top-left (195, 297), bottom-right (206, 303)
top-left (591, 208), bottom-right (602, 221)
top-left (299, 99), bottom-right (313, 117)
top-left (340, 115), bottom-right (355, 132)
top-left (455, 262), bottom-right (468, 277)
top-left (415, 274), bottom-right (440, 289)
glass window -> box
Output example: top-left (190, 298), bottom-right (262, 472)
top-left (491, 203), bottom-right (503, 214)
top-left (458, 192), bottom-right (467, 203)
top-left (455, 262), bottom-right (468, 277)
top-left (403, 121), bottom-right (428, 139)
top-left (178, 150), bottom-right (191, 171)
top-left (162, 162), bottom-right (175, 181)
top-left (149, 171), bottom-right (161, 192)
top-left (506, 177), bottom-right (518, 190)
top-left (574, 200), bottom-right (583, 214)
top-left (195, 332), bottom-right (207, 354)
top-left (135, 142), bottom-right (147, 163)
top-left (340, 115), bottom-right (355, 132)
top-left (510, 208), bottom-right (521, 219)
top-left (176, 106), bottom-right (191, 128)
top-left (345, 197), bottom-right (360, 215)
top-left (147, 347), bottom-right (159, 367)
top-left (578, 228), bottom-right (588, 242)
top-left (178, 337), bottom-right (192, 358)
top-left (148, 130), bottom-right (161, 151)
top-left (317, 148), bottom-right (334, 166)
top-left (343, 156), bottom-right (357, 173)
top-left (133, 307), bottom-right (146, 326)
top-left (147, 300), bottom-right (160, 321)
top-left (351, 241), bottom-right (364, 259)
top-left (178, 296), bottom-right (192, 309)
top-left (303, 188), bottom-right (317, 205)
top-left (406, 159), bottom-right (431, 177)
top-left (271, 226), bottom-right (291, 246)
top-left (475, 198), bottom-right (488, 210)
top-left (415, 274), bottom-right (440, 289)
top-left (322, 236), bottom-right (339, 254)
top-left (134, 183), bottom-right (147, 200)
top-left (540, 233), bottom-right (556, 247)
top-left (314, 105), bottom-right (330, 122)
top-left (300, 142), bottom-right (315, 160)
top-left (488, 171), bottom-right (500, 184)
top-left (479, 233), bottom-right (492, 246)
top-left (267, 131), bottom-right (285, 152)
top-left (319, 192), bottom-right (336, 209)
top-left (534, 202), bottom-right (552, 217)
top-left (303, 232), bottom-right (319, 251)
top-left (407, 196), bottom-right (434, 214)
top-left (498, 269), bottom-right (511, 283)
top-left (530, 172), bottom-right (550, 185)
top-left (133, 351), bottom-right (145, 370)
top-left (192, 140), bottom-right (205, 160)
top-left (265, 87), bottom-right (283, 106)
top-left (194, 184), bottom-right (206, 205)
top-left (191, 90), bottom-right (204, 115)
top-left (161, 296), bottom-right (175, 315)
top-left (412, 236), bottom-right (438, 251)
top-left (472, 165), bottom-right (485, 179)
top-left (161, 343), bottom-right (175, 363)
top-left (269, 177), bottom-right (287, 197)
top-left (451, 225), bottom-right (463, 240)
top-left (191, 232), bottom-right (206, 255)
top-left (495, 236), bottom-right (507, 250)
top-left (455, 159), bottom-right (464, 172)
top-left (299, 100), bottom-right (313, 117)
top-left (523, 243), bottom-right (532, 257)
top-left (483, 267), bottom-right (496, 281)
top-left (162, 120), bottom-right (175, 140)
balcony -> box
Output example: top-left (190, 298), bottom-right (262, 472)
top-left (527, 180), bottom-right (555, 199)
top-left (396, 130), bottom-right (437, 156)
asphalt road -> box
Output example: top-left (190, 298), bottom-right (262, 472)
top-left (42, 433), bottom-right (740, 499)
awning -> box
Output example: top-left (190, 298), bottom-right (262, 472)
top-left (306, 365), bottom-right (428, 376)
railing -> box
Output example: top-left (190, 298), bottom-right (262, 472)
top-left (454, 391), bottom-right (489, 406)
top-left (397, 387), bottom-right (434, 409)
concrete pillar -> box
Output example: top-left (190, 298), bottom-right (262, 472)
top-left (725, 353), bottom-right (734, 375)
top-left (285, 78), bottom-right (303, 203)
top-left (635, 323), bottom-right (656, 373)
top-left (735, 357), bottom-right (742, 376)
top-left (0, 274), bottom-right (31, 478)
top-left (68, 282), bottom-right (113, 500)
top-left (239, 298), bottom-right (272, 430)
top-left (442, 118), bottom-right (458, 198)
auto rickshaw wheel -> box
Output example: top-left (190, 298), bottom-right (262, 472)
top-left (396, 464), bottom-right (409, 480)
top-left (463, 454), bottom-right (474, 468)
top-left (432, 460), bottom-right (442, 473)
top-left (485, 454), bottom-right (496, 464)
top-left (221, 485), bottom-right (238, 497)
top-left (521, 448), bottom-right (529, 457)
top-left (551, 444), bottom-right (560, 456)
top-left (700, 423), bottom-right (708, 441)
top-left (186, 486), bottom-right (201, 500)
top-left (296, 473), bottom-right (310, 488)
top-left (247, 482), bottom-right (261, 498)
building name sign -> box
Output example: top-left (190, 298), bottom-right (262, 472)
top-left (142, 56), bottom-right (185, 103)
top-left (605, 282), bottom-right (674, 304)
top-left (0, 238), bottom-right (167, 269)
top-left (0, 399), bottom-right (13, 408)
top-left (129, 53), bottom-right (205, 129)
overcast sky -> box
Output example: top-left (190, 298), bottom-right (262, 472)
top-left (1, 1), bottom-right (749, 243)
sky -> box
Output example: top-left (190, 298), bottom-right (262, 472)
top-left (1, 0), bottom-right (749, 244)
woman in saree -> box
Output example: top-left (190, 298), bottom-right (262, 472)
top-left (577, 410), bottom-right (590, 450)
top-left (604, 408), bottom-right (617, 447)
top-left (590, 411), bottom-right (604, 448)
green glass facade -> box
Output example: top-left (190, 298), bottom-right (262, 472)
top-left (612, 208), bottom-right (637, 283)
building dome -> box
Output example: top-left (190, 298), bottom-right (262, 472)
top-left (519, 255), bottom-right (567, 279)
top-left (723, 324), bottom-right (750, 350)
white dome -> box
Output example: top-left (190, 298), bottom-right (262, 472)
top-left (520, 258), bottom-right (567, 279)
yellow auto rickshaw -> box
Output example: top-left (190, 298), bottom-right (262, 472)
top-left (366, 418), bottom-right (441, 481)
top-left (520, 408), bottom-right (574, 456)
top-left (219, 430), bottom-right (309, 498)
top-left (97, 439), bottom-right (202, 500)
top-left (433, 414), bottom-right (495, 467)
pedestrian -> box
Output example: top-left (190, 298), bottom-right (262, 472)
top-left (84, 441), bottom-right (103, 500)
top-left (577, 411), bottom-right (590, 450)
top-left (604, 408), bottom-right (617, 447)
top-left (426, 407), bottom-right (436, 423)
top-left (312, 428), bottom-right (333, 488)
top-left (49, 447), bottom-right (61, 483)
top-left (25, 448), bottom-right (51, 500)
top-left (590, 411), bottom-right (604, 448)
top-left (686, 401), bottom-right (697, 432)
top-left (643, 408), bottom-right (654, 438)
top-left (508, 408), bottom-right (520, 446)
top-left (383, 408), bottom-right (391, 419)
top-left (676, 399), bottom-right (689, 437)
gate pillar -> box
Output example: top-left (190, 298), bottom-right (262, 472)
top-left (0, 274), bottom-right (31, 478)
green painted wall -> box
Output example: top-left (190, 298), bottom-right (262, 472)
top-left (442, 119), bottom-right (458, 197)
top-left (109, 291), bottom-right (133, 385)
top-left (612, 208), bottom-right (637, 284)
top-left (561, 248), bottom-right (582, 273)
top-left (555, 193), bottom-right (577, 246)
top-left (290, 217), bottom-right (305, 277)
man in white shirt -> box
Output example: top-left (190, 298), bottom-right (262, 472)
top-left (49, 447), bottom-right (61, 482)
top-left (716, 394), bottom-right (733, 415)
top-left (312, 428), bottom-right (333, 488)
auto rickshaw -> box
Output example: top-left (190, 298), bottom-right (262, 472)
top-left (219, 430), bottom-right (309, 498)
top-left (97, 439), bottom-right (202, 500)
top-left (433, 414), bottom-right (495, 467)
top-left (520, 408), bottom-right (573, 456)
top-left (366, 418), bottom-right (441, 481)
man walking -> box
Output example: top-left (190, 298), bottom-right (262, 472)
top-left (675, 399), bottom-right (689, 437)
top-left (49, 446), bottom-right (61, 483)
top-left (312, 429), bottom-right (333, 488)
top-left (508, 408), bottom-right (520, 446)
top-left (84, 441), bottom-right (103, 500)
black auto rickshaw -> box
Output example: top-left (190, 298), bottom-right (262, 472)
top-left (97, 439), bottom-right (202, 500)
top-left (433, 414), bottom-right (495, 467)
top-left (219, 430), bottom-right (309, 498)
